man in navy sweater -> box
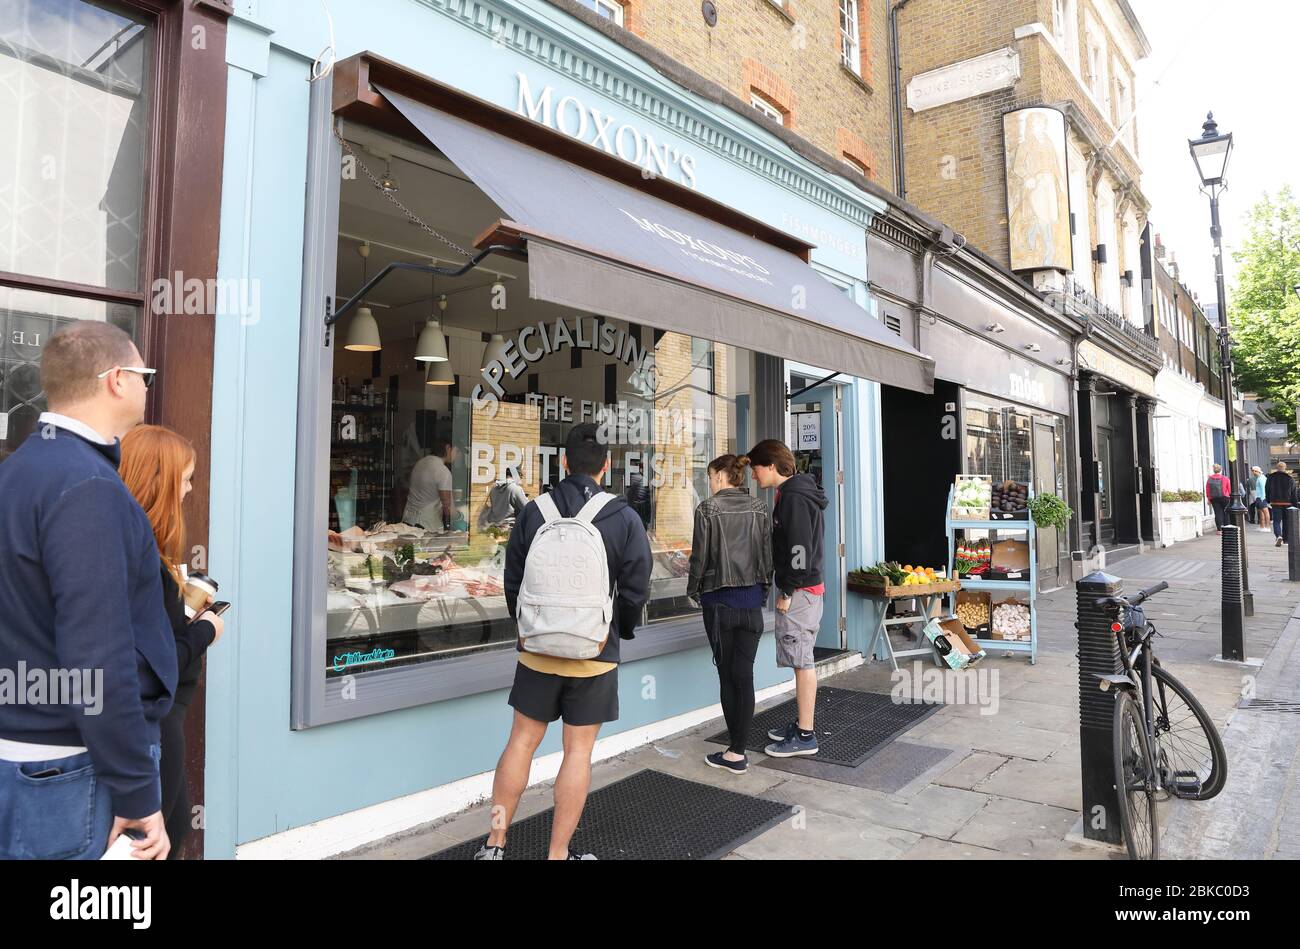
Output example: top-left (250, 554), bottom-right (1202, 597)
top-left (0, 321), bottom-right (178, 860)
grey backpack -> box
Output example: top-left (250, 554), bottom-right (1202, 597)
top-left (517, 492), bottom-right (616, 659)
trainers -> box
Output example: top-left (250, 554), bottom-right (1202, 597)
top-left (473, 842), bottom-right (505, 860)
top-left (567, 850), bottom-right (597, 860)
top-left (765, 730), bottom-right (819, 758)
top-left (705, 750), bottom-right (748, 774)
top-left (1278, 537), bottom-right (1285, 548)
top-left (767, 721), bottom-right (798, 743)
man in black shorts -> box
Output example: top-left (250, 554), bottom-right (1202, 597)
top-left (474, 424), bottom-right (651, 860)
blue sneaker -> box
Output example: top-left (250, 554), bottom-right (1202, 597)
top-left (767, 721), bottom-right (798, 743)
top-left (764, 730), bottom-right (819, 757)
top-left (705, 750), bottom-right (749, 774)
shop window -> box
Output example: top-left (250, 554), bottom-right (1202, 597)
top-left (324, 123), bottom-right (754, 678)
top-left (0, 0), bottom-right (154, 462)
top-left (963, 394), bottom-right (1037, 484)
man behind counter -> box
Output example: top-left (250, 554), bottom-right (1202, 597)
top-left (403, 439), bottom-right (457, 532)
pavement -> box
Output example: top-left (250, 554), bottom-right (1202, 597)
top-left (342, 524), bottom-right (1300, 860)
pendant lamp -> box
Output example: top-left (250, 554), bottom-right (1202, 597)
top-left (425, 358), bottom-right (454, 386)
top-left (415, 287), bottom-right (449, 363)
top-left (481, 286), bottom-right (509, 369)
top-left (344, 242), bottom-right (382, 352)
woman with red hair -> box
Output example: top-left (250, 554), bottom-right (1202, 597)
top-left (120, 425), bottom-right (224, 859)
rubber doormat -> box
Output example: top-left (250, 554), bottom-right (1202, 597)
top-left (425, 769), bottom-right (793, 860)
top-left (705, 686), bottom-right (942, 767)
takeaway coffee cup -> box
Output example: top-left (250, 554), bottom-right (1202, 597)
top-left (183, 572), bottom-right (219, 620)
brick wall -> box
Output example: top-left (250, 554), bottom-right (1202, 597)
top-left (896, 0), bottom-right (1146, 276)
top-left (616, 0), bottom-right (891, 181)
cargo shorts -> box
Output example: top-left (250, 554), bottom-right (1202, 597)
top-left (775, 588), bottom-right (823, 670)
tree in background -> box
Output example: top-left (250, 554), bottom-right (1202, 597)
top-left (1229, 186), bottom-right (1300, 435)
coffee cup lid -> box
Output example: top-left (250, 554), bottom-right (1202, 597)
top-left (188, 572), bottom-right (219, 591)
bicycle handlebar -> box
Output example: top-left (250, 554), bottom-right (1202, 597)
top-left (1098, 581), bottom-right (1168, 610)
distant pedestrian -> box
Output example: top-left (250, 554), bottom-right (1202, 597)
top-left (688, 453), bottom-right (773, 775)
top-left (120, 425), bottom-right (225, 859)
top-left (749, 439), bottom-right (828, 759)
top-left (1205, 464), bottom-right (1230, 533)
top-left (1252, 466), bottom-right (1271, 532)
top-left (1265, 461), bottom-right (1298, 548)
top-left (0, 322), bottom-right (176, 860)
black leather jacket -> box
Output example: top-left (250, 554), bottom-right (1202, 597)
top-left (686, 488), bottom-right (773, 600)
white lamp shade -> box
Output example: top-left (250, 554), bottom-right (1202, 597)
top-left (414, 320), bottom-right (448, 362)
top-left (425, 359), bottom-right (454, 386)
top-left (344, 306), bottom-right (381, 352)
top-left (481, 333), bottom-right (509, 370)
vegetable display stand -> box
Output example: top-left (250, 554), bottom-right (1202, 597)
top-left (945, 485), bottom-right (1038, 663)
top-left (850, 579), bottom-right (960, 671)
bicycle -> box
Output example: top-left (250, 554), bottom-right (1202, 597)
top-left (1095, 580), bottom-right (1228, 861)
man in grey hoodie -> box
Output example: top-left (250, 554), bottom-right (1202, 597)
top-left (748, 439), bottom-right (828, 758)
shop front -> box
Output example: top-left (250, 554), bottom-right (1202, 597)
top-left (1075, 340), bottom-right (1160, 555)
top-left (868, 211), bottom-right (1077, 594)
top-left (206, 0), bottom-right (932, 858)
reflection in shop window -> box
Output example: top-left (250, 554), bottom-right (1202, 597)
top-left (0, 0), bottom-right (153, 291)
top-left (0, 287), bottom-right (139, 462)
top-left (325, 272), bottom-right (751, 672)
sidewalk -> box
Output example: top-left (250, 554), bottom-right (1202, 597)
top-left (343, 527), bottom-right (1299, 860)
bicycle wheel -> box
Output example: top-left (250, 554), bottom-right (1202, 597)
top-left (1150, 664), bottom-right (1228, 801)
top-left (1113, 690), bottom-right (1159, 860)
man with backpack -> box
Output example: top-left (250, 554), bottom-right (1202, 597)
top-left (1205, 464), bottom-right (1231, 534)
top-left (475, 424), bottom-right (651, 861)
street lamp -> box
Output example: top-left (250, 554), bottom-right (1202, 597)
top-left (1190, 111), bottom-right (1252, 639)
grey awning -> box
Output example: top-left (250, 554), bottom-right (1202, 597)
top-left (377, 85), bottom-right (935, 393)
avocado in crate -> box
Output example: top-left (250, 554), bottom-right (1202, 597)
top-left (989, 480), bottom-right (1029, 519)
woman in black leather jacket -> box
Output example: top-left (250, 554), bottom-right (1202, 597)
top-left (688, 454), bottom-right (773, 774)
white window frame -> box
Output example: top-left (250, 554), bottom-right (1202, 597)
top-left (584, 0), bottom-right (624, 25)
top-left (750, 92), bottom-right (783, 124)
top-left (842, 154), bottom-right (869, 177)
top-left (840, 0), bottom-right (861, 75)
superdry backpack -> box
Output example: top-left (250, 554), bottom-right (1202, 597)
top-left (1208, 476), bottom-right (1225, 500)
top-left (517, 492), bottom-right (616, 659)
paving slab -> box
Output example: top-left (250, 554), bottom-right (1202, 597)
top-left (732, 805), bottom-right (921, 860)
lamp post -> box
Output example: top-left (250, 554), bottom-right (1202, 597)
top-left (1190, 112), bottom-right (1253, 636)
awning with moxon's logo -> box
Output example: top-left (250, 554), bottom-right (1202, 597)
top-left (377, 85), bottom-right (935, 393)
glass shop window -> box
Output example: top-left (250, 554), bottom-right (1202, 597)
top-left (325, 122), bottom-right (754, 676)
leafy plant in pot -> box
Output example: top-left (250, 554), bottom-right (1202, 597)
top-left (1027, 492), bottom-right (1072, 532)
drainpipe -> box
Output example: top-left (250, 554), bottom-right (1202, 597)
top-left (890, 0), bottom-right (917, 199)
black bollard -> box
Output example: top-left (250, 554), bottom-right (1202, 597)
top-left (1231, 506), bottom-right (1253, 616)
top-left (1076, 571), bottom-right (1124, 845)
top-left (1221, 525), bottom-right (1245, 662)
top-left (1288, 508), bottom-right (1300, 583)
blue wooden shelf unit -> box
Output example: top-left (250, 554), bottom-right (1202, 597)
top-left (945, 485), bottom-right (1038, 663)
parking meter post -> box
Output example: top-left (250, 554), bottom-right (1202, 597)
top-left (1221, 525), bottom-right (1245, 662)
top-left (1076, 571), bottom-right (1124, 845)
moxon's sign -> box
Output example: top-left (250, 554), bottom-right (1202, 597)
top-left (515, 72), bottom-right (698, 189)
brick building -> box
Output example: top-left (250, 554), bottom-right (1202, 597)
top-left (894, 0), bottom-right (1151, 329)
top-left (565, 0), bottom-right (892, 181)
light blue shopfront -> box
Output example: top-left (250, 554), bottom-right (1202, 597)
top-left (207, 0), bottom-right (892, 858)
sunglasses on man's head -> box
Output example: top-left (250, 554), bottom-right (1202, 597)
top-left (96, 366), bottom-right (157, 389)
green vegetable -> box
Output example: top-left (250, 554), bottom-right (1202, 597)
top-left (1027, 493), bottom-right (1072, 532)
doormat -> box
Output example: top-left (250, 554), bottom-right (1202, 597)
top-left (759, 740), bottom-right (956, 792)
top-left (705, 686), bottom-right (942, 767)
top-left (425, 769), bottom-right (793, 861)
